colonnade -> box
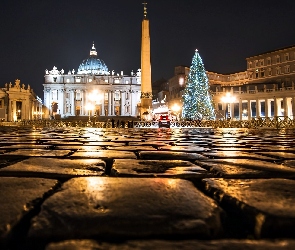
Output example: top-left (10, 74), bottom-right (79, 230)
top-left (44, 88), bottom-right (140, 118)
top-left (219, 96), bottom-right (295, 120)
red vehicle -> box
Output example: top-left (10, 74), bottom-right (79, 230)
top-left (158, 115), bottom-right (170, 128)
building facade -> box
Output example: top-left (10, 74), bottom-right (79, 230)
top-left (164, 45), bottom-right (295, 120)
top-left (0, 79), bottom-right (43, 121)
top-left (43, 44), bottom-right (141, 119)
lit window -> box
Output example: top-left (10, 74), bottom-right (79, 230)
top-left (255, 69), bottom-right (259, 78)
top-left (125, 80), bottom-right (129, 84)
top-left (285, 65), bottom-right (290, 73)
top-left (76, 91), bottom-right (81, 100)
top-left (76, 79), bottom-right (81, 83)
top-left (66, 79), bottom-right (70, 83)
top-left (104, 92), bottom-right (108, 101)
top-left (114, 79), bottom-right (120, 84)
top-left (114, 92), bottom-right (120, 100)
top-left (89, 79), bottom-right (92, 82)
top-left (105, 79), bottom-right (108, 83)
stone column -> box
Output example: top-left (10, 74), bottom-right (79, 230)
top-left (283, 97), bottom-right (288, 117)
top-left (101, 92), bottom-right (105, 116)
top-left (256, 99), bottom-right (261, 117)
top-left (131, 91), bottom-right (136, 116)
top-left (13, 100), bottom-right (16, 121)
top-left (247, 100), bottom-right (251, 120)
top-left (85, 90), bottom-right (88, 115)
top-left (81, 90), bottom-right (85, 115)
top-left (47, 89), bottom-right (52, 116)
top-left (265, 98), bottom-right (269, 118)
top-left (274, 97), bottom-right (278, 117)
top-left (230, 102), bottom-right (234, 119)
top-left (239, 99), bottom-right (242, 120)
top-left (288, 97), bottom-right (292, 118)
top-left (108, 91), bottom-right (112, 116)
top-left (121, 91), bottom-right (126, 115)
top-left (71, 90), bottom-right (75, 115)
top-left (59, 89), bottom-right (64, 116)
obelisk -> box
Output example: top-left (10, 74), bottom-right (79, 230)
top-left (140, 2), bottom-right (152, 118)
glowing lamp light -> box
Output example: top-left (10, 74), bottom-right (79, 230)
top-left (221, 93), bottom-right (236, 119)
top-left (179, 77), bottom-right (184, 86)
top-left (221, 92), bottom-right (236, 104)
top-left (85, 103), bottom-right (93, 111)
top-left (172, 104), bottom-right (181, 121)
top-left (85, 103), bottom-right (94, 121)
top-left (172, 104), bottom-right (180, 113)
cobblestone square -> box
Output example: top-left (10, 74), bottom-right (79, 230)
top-left (1, 126), bottom-right (295, 249)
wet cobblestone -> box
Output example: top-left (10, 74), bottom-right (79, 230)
top-left (0, 127), bottom-right (295, 249)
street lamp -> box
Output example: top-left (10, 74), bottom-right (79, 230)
top-left (17, 109), bottom-right (21, 120)
top-left (171, 104), bottom-right (181, 121)
top-left (221, 92), bottom-right (235, 119)
top-left (85, 103), bottom-right (94, 121)
top-left (179, 77), bottom-right (184, 87)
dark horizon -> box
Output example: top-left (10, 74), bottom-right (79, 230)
top-left (1, 0), bottom-right (295, 98)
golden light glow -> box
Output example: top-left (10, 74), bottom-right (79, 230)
top-left (221, 92), bottom-right (236, 104)
top-left (171, 104), bottom-right (180, 112)
top-left (85, 103), bottom-right (94, 111)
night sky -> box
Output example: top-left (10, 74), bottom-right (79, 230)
top-left (1, 0), bottom-right (295, 98)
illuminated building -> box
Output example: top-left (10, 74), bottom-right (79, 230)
top-left (0, 79), bottom-right (42, 121)
top-left (43, 43), bottom-right (141, 119)
top-left (165, 45), bottom-right (295, 120)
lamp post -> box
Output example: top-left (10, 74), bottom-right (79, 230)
top-left (17, 109), bottom-right (21, 120)
top-left (221, 92), bottom-right (235, 120)
top-left (85, 103), bottom-right (93, 121)
top-left (171, 104), bottom-right (181, 121)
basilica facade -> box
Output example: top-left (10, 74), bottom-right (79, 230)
top-left (43, 44), bottom-right (141, 119)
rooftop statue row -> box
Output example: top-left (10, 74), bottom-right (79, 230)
top-left (4, 79), bottom-right (31, 92)
top-left (45, 66), bottom-right (142, 77)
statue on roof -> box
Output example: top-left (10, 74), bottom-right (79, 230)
top-left (15, 79), bottom-right (20, 88)
top-left (49, 66), bottom-right (59, 75)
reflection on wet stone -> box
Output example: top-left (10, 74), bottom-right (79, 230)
top-left (0, 127), bottom-right (295, 248)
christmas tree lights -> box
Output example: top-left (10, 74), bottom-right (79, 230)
top-left (182, 49), bottom-right (215, 120)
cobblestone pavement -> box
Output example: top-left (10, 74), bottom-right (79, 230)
top-left (0, 126), bottom-right (295, 249)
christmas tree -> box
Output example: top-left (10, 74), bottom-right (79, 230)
top-left (182, 49), bottom-right (215, 120)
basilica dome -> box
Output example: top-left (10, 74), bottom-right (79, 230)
top-left (77, 43), bottom-right (109, 75)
